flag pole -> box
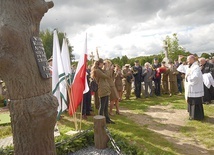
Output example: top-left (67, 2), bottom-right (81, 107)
top-left (69, 87), bottom-right (78, 131)
top-left (64, 74), bottom-right (78, 131)
top-left (79, 100), bottom-right (83, 132)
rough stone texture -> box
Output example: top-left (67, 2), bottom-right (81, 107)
top-left (69, 146), bottom-right (118, 155)
top-left (0, 1), bottom-right (58, 155)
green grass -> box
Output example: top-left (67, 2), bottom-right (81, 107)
top-left (108, 115), bottom-right (177, 155)
top-left (0, 113), bottom-right (10, 125)
top-left (119, 94), bottom-right (214, 153)
top-left (0, 112), bottom-right (12, 138)
top-left (181, 113), bottom-right (214, 149)
top-left (1, 94), bottom-right (214, 154)
top-left (178, 103), bottom-right (214, 149)
top-left (0, 125), bottom-right (12, 139)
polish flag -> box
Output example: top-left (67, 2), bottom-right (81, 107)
top-left (69, 34), bottom-right (89, 116)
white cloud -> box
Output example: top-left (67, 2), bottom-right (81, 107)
top-left (41, 0), bottom-right (214, 60)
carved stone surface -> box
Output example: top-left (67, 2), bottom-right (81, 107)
top-left (0, 1), bottom-right (58, 154)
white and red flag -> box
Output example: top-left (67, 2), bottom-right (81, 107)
top-left (69, 34), bottom-right (89, 116)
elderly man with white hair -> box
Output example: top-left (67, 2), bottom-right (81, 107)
top-left (199, 57), bottom-right (214, 104)
top-left (142, 62), bottom-right (154, 98)
top-left (178, 55), bottom-right (204, 120)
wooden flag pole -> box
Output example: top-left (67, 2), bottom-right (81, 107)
top-left (79, 100), bottom-right (83, 132)
top-left (69, 86), bottom-right (78, 131)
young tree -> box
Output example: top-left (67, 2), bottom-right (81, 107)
top-left (164, 33), bottom-right (188, 61)
top-left (40, 29), bottom-right (75, 61)
top-left (0, 1), bottom-right (58, 154)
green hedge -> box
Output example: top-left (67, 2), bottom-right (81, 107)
top-left (0, 131), bottom-right (139, 155)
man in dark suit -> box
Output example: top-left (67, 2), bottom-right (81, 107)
top-left (199, 57), bottom-right (214, 104)
top-left (132, 59), bottom-right (142, 99)
top-left (152, 58), bottom-right (161, 96)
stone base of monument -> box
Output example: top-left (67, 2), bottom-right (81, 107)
top-left (65, 130), bottom-right (84, 135)
top-left (54, 124), bottom-right (60, 137)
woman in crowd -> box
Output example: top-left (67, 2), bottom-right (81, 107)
top-left (91, 58), bottom-right (115, 124)
top-left (104, 60), bottom-right (120, 115)
top-left (114, 64), bottom-right (123, 102)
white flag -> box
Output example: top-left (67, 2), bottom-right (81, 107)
top-left (61, 38), bottom-right (72, 85)
top-left (52, 30), bottom-right (67, 118)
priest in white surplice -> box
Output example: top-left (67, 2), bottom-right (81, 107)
top-left (177, 55), bottom-right (204, 120)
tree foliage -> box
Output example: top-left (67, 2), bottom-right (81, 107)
top-left (164, 33), bottom-right (191, 61)
top-left (111, 55), bottom-right (131, 67)
top-left (40, 29), bottom-right (75, 61)
top-left (201, 53), bottom-right (212, 59)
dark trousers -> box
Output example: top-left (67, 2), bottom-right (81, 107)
top-left (177, 79), bottom-right (182, 93)
top-left (188, 97), bottom-right (204, 120)
top-left (154, 78), bottom-right (161, 96)
top-left (203, 85), bottom-right (213, 103)
top-left (134, 81), bottom-right (141, 98)
top-left (82, 91), bottom-right (92, 115)
top-left (99, 96), bottom-right (110, 122)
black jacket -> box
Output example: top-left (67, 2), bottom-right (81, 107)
top-left (201, 62), bottom-right (214, 78)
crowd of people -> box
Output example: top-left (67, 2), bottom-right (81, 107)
top-left (80, 55), bottom-right (214, 123)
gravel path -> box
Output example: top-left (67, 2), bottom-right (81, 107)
top-left (69, 146), bottom-right (118, 155)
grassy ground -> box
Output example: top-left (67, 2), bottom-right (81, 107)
top-left (0, 94), bottom-right (214, 154)
top-left (0, 113), bottom-right (10, 125)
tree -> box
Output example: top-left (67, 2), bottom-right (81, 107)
top-left (40, 29), bottom-right (75, 61)
top-left (112, 57), bottom-right (122, 67)
top-left (200, 53), bottom-right (211, 59)
top-left (164, 33), bottom-right (189, 61)
top-left (121, 55), bottom-right (129, 66)
top-left (0, 1), bottom-right (58, 154)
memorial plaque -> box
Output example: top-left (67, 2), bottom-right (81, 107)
top-left (31, 37), bottom-right (51, 79)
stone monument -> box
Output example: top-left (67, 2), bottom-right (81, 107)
top-left (162, 40), bottom-right (170, 66)
top-left (0, 1), bottom-right (58, 154)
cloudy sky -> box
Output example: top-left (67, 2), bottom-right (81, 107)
top-left (41, 0), bottom-right (214, 60)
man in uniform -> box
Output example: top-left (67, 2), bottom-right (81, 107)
top-left (168, 61), bottom-right (178, 96)
top-left (122, 64), bottom-right (133, 100)
top-left (161, 61), bottom-right (169, 94)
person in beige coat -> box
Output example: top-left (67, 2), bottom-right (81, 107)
top-left (161, 61), bottom-right (169, 94)
top-left (104, 60), bottom-right (120, 115)
top-left (168, 61), bottom-right (178, 96)
top-left (91, 58), bottom-right (115, 124)
top-left (114, 65), bottom-right (123, 101)
top-left (122, 64), bottom-right (133, 99)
